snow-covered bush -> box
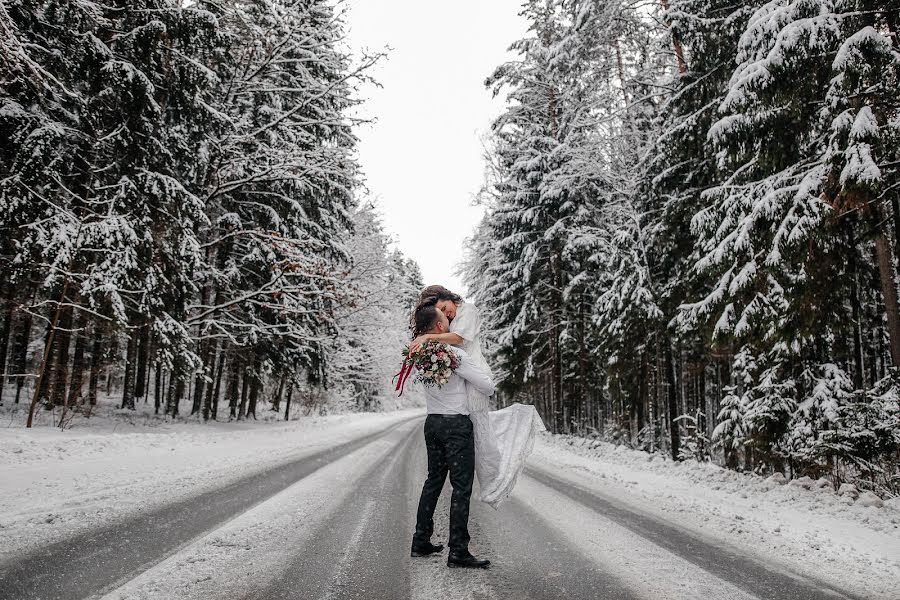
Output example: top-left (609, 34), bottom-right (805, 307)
top-left (712, 386), bottom-right (747, 468)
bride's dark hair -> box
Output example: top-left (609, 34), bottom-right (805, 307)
top-left (412, 302), bottom-right (441, 338)
top-left (418, 285), bottom-right (462, 305)
top-left (409, 285), bottom-right (461, 337)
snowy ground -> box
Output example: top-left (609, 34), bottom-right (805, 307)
top-left (0, 401), bottom-right (420, 561)
top-left (533, 435), bottom-right (900, 599)
top-left (1, 408), bottom-right (897, 599)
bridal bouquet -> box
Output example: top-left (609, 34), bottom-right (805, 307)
top-left (394, 341), bottom-right (459, 395)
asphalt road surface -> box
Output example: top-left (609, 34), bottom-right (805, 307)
top-left (0, 417), bottom-right (865, 600)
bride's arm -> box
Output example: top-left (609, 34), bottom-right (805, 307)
top-left (409, 302), bottom-right (477, 353)
top-left (409, 332), bottom-right (463, 353)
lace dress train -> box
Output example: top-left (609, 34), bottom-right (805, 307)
top-left (473, 402), bottom-right (545, 508)
top-left (450, 302), bottom-right (546, 508)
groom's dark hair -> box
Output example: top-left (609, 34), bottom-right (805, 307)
top-left (413, 302), bottom-right (441, 338)
top-left (410, 285), bottom-right (461, 334)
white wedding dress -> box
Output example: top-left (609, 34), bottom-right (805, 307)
top-left (450, 302), bottom-right (546, 508)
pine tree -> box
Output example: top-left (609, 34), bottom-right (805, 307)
top-left (327, 203), bottom-right (422, 410)
top-left (1, 1), bottom-right (411, 426)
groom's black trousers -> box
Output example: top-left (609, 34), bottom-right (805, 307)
top-left (413, 414), bottom-right (475, 553)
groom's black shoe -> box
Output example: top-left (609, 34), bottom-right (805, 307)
top-left (410, 542), bottom-right (444, 557)
top-left (447, 551), bottom-right (490, 569)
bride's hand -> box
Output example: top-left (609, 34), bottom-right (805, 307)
top-left (408, 335), bottom-right (431, 354)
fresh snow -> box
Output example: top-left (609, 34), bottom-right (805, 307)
top-left (95, 422), bottom-right (419, 600)
top-left (0, 405), bottom-right (420, 561)
top-left (2, 408), bottom-right (896, 599)
top-left (534, 434), bottom-right (900, 600)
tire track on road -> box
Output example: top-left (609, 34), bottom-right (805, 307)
top-left (252, 424), bottom-right (419, 600)
top-left (0, 416), bottom-right (418, 600)
top-left (406, 433), bottom-right (638, 600)
top-left (524, 465), bottom-right (864, 600)
top-left (473, 496), bottom-right (641, 600)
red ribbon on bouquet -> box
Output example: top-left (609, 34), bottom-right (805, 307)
top-left (393, 358), bottom-right (415, 397)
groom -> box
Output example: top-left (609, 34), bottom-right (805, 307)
top-left (410, 303), bottom-right (494, 569)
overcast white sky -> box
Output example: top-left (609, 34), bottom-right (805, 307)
top-left (345, 1), bottom-right (528, 299)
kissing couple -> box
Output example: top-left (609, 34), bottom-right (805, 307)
top-left (407, 285), bottom-right (545, 569)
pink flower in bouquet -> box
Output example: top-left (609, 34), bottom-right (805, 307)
top-left (397, 340), bottom-right (460, 391)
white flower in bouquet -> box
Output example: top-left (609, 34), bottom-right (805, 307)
top-left (399, 341), bottom-right (461, 390)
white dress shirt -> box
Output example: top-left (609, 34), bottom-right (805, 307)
top-left (420, 348), bottom-right (496, 415)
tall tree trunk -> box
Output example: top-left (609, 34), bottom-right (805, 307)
top-left (12, 302), bottom-right (33, 405)
top-left (49, 302), bottom-right (74, 406)
top-left (213, 347), bottom-right (226, 421)
top-left (638, 353), bottom-right (648, 444)
top-left (629, 381), bottom-right (639, 443)
top-left (247, 357), bottom-right (260, 420)
top-left (27, 278), bottom-right (72, 427)
top-left (238, 363), bottom-right (250, 420)
top-left (65, 314), bottom-right (89, 407)
top-left (850, 269), bottom-right (865, 389)
top-left (660, 0), bottom-right (687, 73)
top-left (271, 375), bottom-right (284, 412)
top-left (874, 231), bottom-right (900, 366)
top-left (120, 329), bottom-right (138, 410)
top-left (166, 373), bottom-right (183, 417)
top-left (843, 222), bottom-right (866, 388)
top-left (27, 200), bottom-right (87, 425)
top-left (284, 380), bottom-right (294, 421)
top-left (174, 376), bottom-right (184, 417)
top-left (226, 355), bottom-right (240, 419)
top-left (58, 315), bottom-right (85, 427)
top-left (191, 336), bottom-right (212, 416)
top-left (203, 342), bottom-right (220, 421)
top-left (664, 339), bottom-right (681, 460)
top-left (87, 328), bottom-right (103, 407)
top-left (163, 372), bottom-right (174, 416)
top-left (36, 323), bottom-right (55, 405)
top-left (577, 297), bottom-right (589, 433)
top-left (133, 322), bottom-right (150, 403)
top-left (153, 364), bottom-right (163, 414)
top-left (550, 253), bottom-right (564, 433)
top-left (0, 283), bottom-right (13, 405)
top-left (869, 324), bottom-right (880, 386)
top-left (699, 364), bottom-right (708, 447)
top-left (891, 195), bottom-right (900, 267)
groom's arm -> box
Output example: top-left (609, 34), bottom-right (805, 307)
top-left (409, 332), bottom-right (463, 353)
top-left (455, 351), bottom-right (495, 397)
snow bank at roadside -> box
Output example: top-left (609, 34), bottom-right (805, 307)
top-left (0, 407), bottom-right (422, 560)
top-left (532, 434), bottom-right (900, 599)
top-left (542, 435), bottom-right (899, 527)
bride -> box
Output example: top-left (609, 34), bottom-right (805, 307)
top-left (409, 285), bottom-right (545, 508)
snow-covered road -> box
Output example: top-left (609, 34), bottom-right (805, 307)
top-left (0, 413), bottom-right (895, 599)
